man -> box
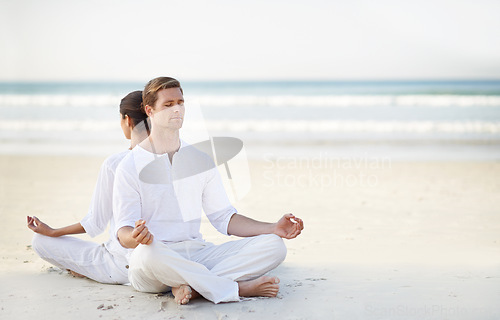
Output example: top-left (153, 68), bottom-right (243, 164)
top-left (113, 76), bottom-right (304, 304)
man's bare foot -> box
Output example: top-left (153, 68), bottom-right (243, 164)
top-left (171, 285), bottom-right (199, 305)
top-left (238, 276), bottom-right (280, 298)
top-left (68, 270), bottom-right (85, 278)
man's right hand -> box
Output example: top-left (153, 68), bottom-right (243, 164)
top-left (132, 220), bottom-right (154, 245)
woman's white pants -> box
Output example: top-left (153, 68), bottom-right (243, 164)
top-left (31, 233), bottom-right (129, 284)
top-left (128, 234), bottom-right (287, 303)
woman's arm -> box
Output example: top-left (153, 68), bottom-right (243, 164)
top-left (27, 216), bottom-right (85, 237)
top-left (82, 154), bottom-right (122, 238)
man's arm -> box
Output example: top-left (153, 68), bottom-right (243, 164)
top-left (27, 216), bottom-right (85, 237)
top-left (117, 220), bottom-right (154, 249)
top-left (227, 213), bottom-right (304, 239)
top-left (201, 157), bottom-right (304, 239)
top-left (226, 214), bottom-right (274, 237)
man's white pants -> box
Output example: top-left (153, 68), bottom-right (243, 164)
top-left (31, 233), bottom-right (129, 284)
top-left (129, 234), bottom-right (287, 303)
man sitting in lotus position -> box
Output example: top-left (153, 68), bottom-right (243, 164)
top-left (113, 76), bottom-right (304, 304)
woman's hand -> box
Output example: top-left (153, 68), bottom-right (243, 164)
top-left (27, 216), bottom-right (56, 237)
top-left (273, 213), bottom-right (304, 239)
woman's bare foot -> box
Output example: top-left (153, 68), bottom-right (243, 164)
top-left (68, 270), bottom-right (86, 278)
top-left (238, 276), bottom-right (280, 298)
top-left (171, 285), bottom-right (199, 305)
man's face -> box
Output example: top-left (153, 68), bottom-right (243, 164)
top-left (150, 87), bottom-right (185, 130)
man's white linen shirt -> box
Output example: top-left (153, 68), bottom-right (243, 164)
top-left (113, 140), bottom-right (237, 243)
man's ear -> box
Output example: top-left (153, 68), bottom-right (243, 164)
top-left (145, 105), bottom-right (153, 117)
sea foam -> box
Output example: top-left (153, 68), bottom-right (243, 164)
top-left (1, 120), bottom-right (499, 134)
top-left (1, 94), bottom-right (500, 108)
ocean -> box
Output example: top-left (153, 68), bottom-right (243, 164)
top-left (1, 80), bottom-right (500, 160)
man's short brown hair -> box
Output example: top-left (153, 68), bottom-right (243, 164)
top-left (143, 77), bottom-right (183, 111)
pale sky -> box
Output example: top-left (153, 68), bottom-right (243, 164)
top-left (1, 0), bottom-right (499, 81)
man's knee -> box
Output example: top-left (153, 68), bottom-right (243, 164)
top-left (130, 241), bottom-right (175, 268)
top-left (130, 242), bottom-right (159, 266)
top-left (259, 234), bottom-right (287, 263)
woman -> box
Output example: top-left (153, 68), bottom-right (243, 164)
top-left (27, 90), bottom-right (149, 284)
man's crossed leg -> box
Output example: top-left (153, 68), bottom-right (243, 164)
top-left (128, 234), bottom-right (287, 304)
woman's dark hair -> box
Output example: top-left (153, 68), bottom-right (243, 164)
top-left (120, 90), bottom-right (148, 126)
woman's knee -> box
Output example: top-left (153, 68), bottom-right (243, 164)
top-left (31, 233), bottom-right (53, 257)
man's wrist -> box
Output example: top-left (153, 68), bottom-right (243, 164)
top-left (269, 223), bottom-right (278, 235)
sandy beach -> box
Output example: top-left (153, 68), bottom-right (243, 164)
top-left (3, 0), bottom-right (500, 317)
top-left (1, 154), bottom-right (499, 319)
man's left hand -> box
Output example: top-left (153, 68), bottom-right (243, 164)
top-left (273, 213), bottom-right (304, 239)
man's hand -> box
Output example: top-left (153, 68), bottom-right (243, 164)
top-left (27, 216), bottom-right (55, 237)
top-left (132, 220), bottom-right (154, 245)
top-left (273, 213), bottom-right (304, 239)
